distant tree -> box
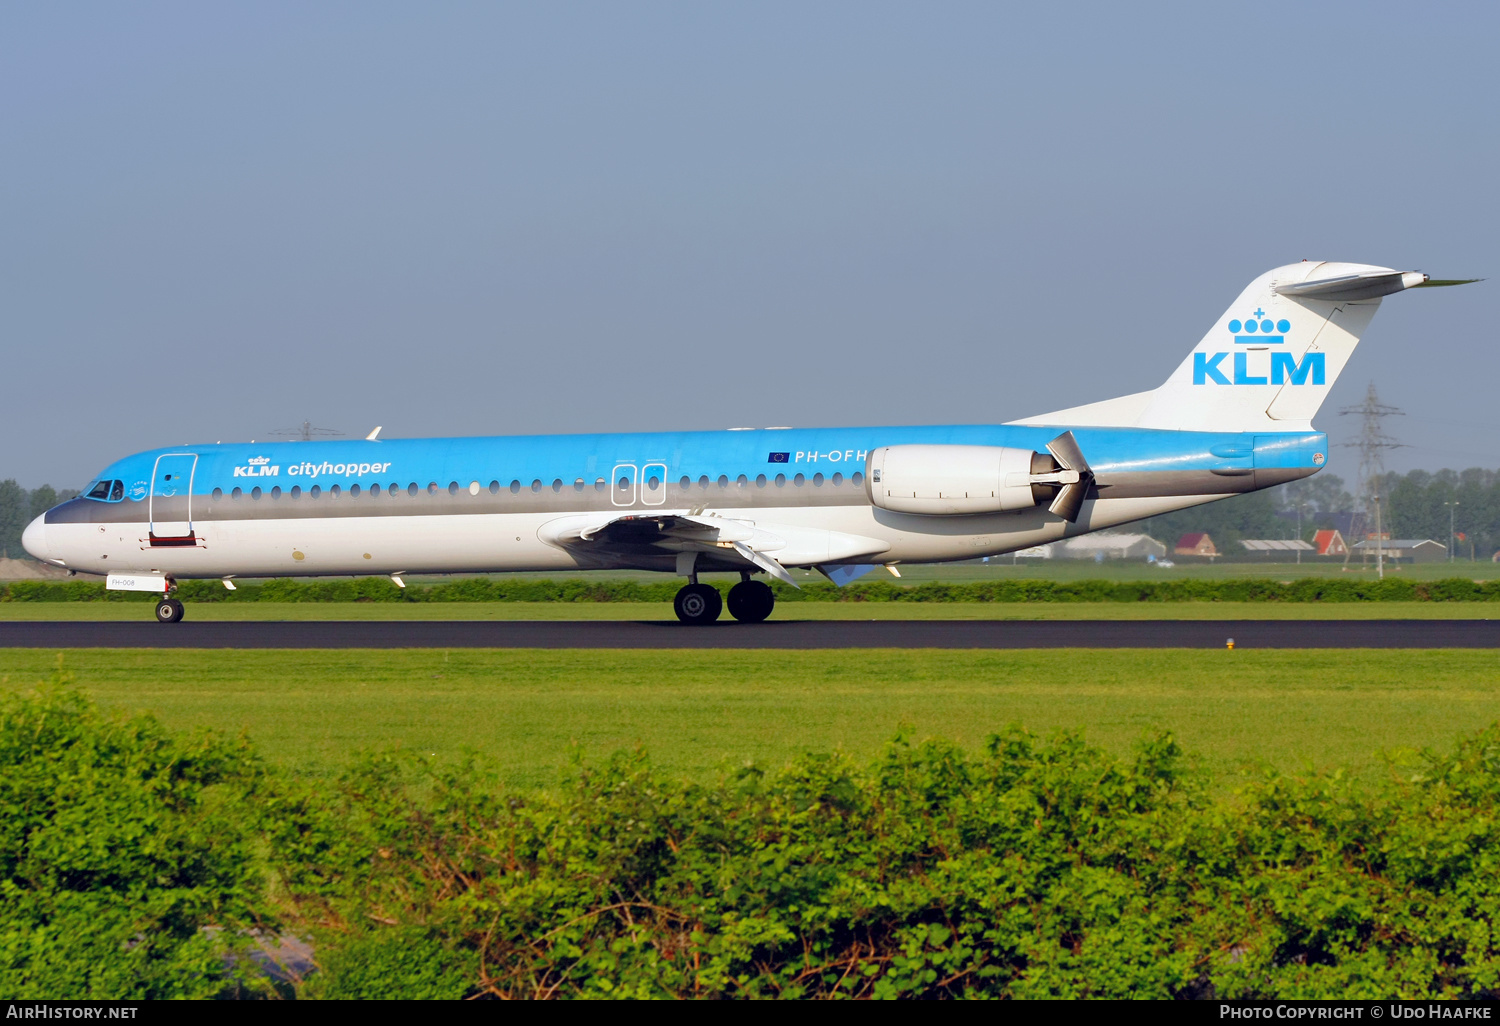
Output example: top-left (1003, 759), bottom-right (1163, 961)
top-left (29, 485), bottom-right (57, 520)
top-left (1137, 488), bottom-right (1283, 553)
top-left (1274, 473), bottom-right (1354, 518)
top-left (0, 480), bottom-right (28, 559)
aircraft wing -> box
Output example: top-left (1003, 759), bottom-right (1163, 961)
top-left (539, 511), bottom-right (889, 586)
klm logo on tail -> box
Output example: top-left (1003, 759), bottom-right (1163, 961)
top-left (1193, 309), bottom-right (1324, 386)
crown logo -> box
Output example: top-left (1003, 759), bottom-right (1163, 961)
top-left (248, 456), bottom-right (271, 465)
top-left (1229, 309), bottom-right (1290, 344)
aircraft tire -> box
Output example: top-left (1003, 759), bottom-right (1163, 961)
top-left (155, 598), bottom-right (184, 624)
top-left (673, 583), bottom-right (722, 625)
top-left (727, 580), bottom-right (775, 623)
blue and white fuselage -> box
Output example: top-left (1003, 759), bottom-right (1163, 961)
top-left (22, 261), bottom-right (1467, 622)
top-left (25, 423), bottom-right (1322, 578)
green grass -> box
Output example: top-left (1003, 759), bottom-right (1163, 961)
top-left (1, 601), bottom-right (1496, 621)
top-left (3, 649), bottom-right (1497, 790)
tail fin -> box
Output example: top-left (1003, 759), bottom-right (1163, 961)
top-left (1015, 262), bottom-right (1456, 432)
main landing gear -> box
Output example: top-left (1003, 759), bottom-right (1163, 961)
top-left (726, 578), bottom-right (774, 623)
top-left (673, 573), bottom-right (776, 625)
top-left (673, 583), bottom-right (722, 624)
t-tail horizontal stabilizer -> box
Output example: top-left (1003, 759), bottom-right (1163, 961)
top-left (1276, 272), bottom-right (1483, 302)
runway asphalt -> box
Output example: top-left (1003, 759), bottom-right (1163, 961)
top-left (3, 619), bottom-right (1499, 648)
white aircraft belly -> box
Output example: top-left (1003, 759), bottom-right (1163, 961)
top-left (57, 490), bottom-right (1230, 579)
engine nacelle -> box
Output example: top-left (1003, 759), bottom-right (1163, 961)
top-left (866, 444), bottom-right (1061, 515)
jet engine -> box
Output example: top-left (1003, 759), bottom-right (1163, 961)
top-left (865, 432), bottom-right (1094, 520)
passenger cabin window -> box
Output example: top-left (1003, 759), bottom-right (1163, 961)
top-left (213, 487), bottom-right (223, 500)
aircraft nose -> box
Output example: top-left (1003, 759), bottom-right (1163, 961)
top-left (21, 515), bottom-right (49, 560)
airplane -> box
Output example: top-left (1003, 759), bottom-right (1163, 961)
top-left (22, 261), bottom-right (1476, 625)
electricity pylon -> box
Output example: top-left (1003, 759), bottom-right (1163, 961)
top-left (270, 420), bottom-right (344, 442)
top-left (1338, 382), bottom-right (1405, 575)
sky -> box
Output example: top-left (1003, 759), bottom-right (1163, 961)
top-left (3, 1), bottom-right (1496, 489)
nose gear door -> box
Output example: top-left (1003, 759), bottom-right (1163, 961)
top-left (150, 453), bottom-right (199, 544)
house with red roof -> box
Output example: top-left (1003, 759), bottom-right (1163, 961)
top-left (1313, 529), bottom-right (1347, 557)
top-left (1174, 533), bottom-right (1219, 558)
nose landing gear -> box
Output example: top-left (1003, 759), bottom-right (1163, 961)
top-left (153, 577), bottom-right (184, 623)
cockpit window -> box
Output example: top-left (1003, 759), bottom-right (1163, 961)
top-left (84, 479), bottom-right (125, 502)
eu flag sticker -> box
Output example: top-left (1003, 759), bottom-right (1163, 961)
top-left (767, 452), bottom-right (790, 463)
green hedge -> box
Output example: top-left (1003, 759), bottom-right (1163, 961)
top-left (7, 575), bottom-right (1500, 603)
top-left (8, 674), bottom-right (1500, 999)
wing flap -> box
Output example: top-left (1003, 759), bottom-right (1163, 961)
top-left (541, 511), bottom-right (887, 579)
